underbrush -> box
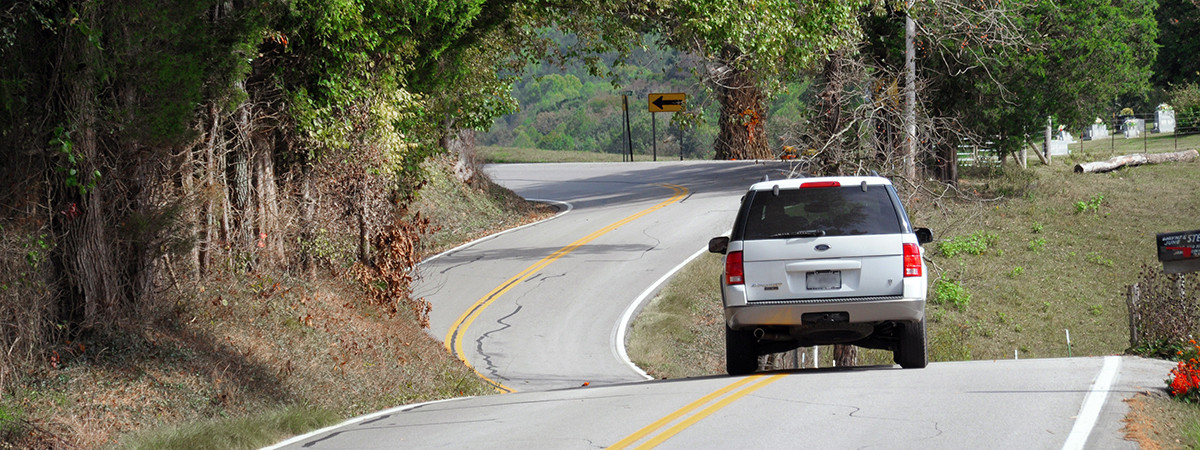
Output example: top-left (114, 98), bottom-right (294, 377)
top-left (0, 157), bottom-right (546, 448)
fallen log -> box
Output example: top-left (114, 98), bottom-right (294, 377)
top-left (1073, 149), bottom-right (1199, 173)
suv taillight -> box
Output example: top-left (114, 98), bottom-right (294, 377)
top-left (903, 243), bottom-right (922, 277)
top-left (725, 251), bottom-right (744, 285)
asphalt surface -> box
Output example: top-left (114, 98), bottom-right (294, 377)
top-left (268, 161), bottom-right (1174, 449)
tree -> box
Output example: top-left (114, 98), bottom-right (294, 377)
top-left (918, 0), bottom-right (1157, 167)
top-left (1153, 0), bottom-right (1200, 87)
top-left (550, 0), bottom-right (862, 160)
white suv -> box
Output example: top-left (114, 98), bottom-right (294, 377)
top-left (708, 176), bottom-right (933, 375)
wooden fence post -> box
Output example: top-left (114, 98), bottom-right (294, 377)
top-left (1126, 282), bottom-right (1140, 349)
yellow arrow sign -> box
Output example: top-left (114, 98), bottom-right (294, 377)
top-left (648, 93), bottom-right (686, 113)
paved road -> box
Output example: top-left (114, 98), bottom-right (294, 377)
top-left (416, 161), bottom-right (793, 392)
top-left (271, 357), bottom-right (1171, 449)
top-left (268, 161), bottom-right (1174, 449)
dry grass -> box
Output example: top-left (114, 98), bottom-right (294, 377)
top-left (1124, 392), bottom-right (1200, 449)
top-left (412, 155), bottom-right (557, 258)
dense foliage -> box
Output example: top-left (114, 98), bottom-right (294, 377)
top-left (0, 0), bottom-right (538, 394)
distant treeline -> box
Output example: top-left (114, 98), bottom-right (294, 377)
top-left (480, 37), bottom-right (814, 159)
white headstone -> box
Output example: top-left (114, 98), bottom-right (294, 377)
top-left (1124, 118), bottom-right (1144, 138)
top-left (1157, 110), bottom-right (1176, 133)
top-left (1086, 123), bottom-right (1108, 140)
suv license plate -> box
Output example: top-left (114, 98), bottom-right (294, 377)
top-left (806, 271), bottom-right (841, 290)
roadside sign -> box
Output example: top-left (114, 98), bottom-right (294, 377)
top-left (648, 93), bottom-right (686, 113)
top-left (1157, 229), bottom-right (1200, 273)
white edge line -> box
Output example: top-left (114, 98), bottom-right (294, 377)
top-left (260, 397), bottom-right (467, 450)
top-left (613, 246), bottom-right (710, 381)
top-left (1061, 355), bottom-right (1122, 450)
top-left (417, 198), bottom-right (573, 266)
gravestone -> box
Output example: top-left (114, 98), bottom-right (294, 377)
top-left (1157, 109), bottom-right (1176, 133)
top-left (1049, 130), bottom-right (1073, 156)
top-left (1084, 123), bottom-right (1108, 140)
top-left (1123, 118), bottom-right (1144, 138)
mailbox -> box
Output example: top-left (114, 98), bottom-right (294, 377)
top-left (1157, 229), bottom-right (1200, 274)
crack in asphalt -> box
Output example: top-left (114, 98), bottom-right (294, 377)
top-left (757, 395), bottom-right (944, 447)
top-left (525, 272), bottom-right (566, 283)
top-left (440, 254), bottom-right (485, 274)
top-left (476, 304), bottom-right (522, 384)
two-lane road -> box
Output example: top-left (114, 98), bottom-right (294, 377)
top-left (270, 161), bottom-right (1173, 449)
top-left (417, 161), bottom-right (793, 392)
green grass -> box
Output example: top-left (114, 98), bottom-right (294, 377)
top-left (1064, 130), bottom-right (1200, 158)
top-left (477, 145), bottom-right (702, 164)
top-left (117, 405), bottom-right (339, 450)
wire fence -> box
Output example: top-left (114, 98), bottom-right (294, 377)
top-left (957, 111), bottom-right (1200, 167)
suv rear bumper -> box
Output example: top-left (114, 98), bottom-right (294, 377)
top-left (724, 296), bottom-right (925, 329)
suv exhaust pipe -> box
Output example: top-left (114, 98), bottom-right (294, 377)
top-left (753, 328), bottom-right (791, 341)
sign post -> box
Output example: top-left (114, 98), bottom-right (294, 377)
top-left (648, 93), bottom-right (686, 162)
top-left (621, 91), bottom-right (634, 162)
top-left (1157, 229), bottom-right (1200, 274)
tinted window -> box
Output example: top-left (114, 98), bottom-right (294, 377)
top-left (742, 186), bottom-right (902, 240)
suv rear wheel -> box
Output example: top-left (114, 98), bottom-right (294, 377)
top-left (725, 326), bottom-right (758, 375)
top-left (894, 319), bottom-right (928, 369)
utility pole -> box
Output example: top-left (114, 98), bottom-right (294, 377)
top-left (903, 1), bottom-right (917, 180)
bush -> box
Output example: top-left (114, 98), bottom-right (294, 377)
top-left (1127, 264), bottom-right (1200, 351)
top-left (1168, 340), bottom-right (1200, 403)
top-left (937, 232), bottom-right (997, 257)
top-left (933, 279), bottom-right (971, 311)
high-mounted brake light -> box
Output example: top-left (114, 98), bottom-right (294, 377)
top-left (903, 243), bottom-right (922, 277)
top-left (725, 251), bottom-right (745, 285)
top-left (800, 181), bottom-right (841, 188)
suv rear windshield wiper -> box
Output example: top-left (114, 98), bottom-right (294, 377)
top-left (770, 229), bottom-right (826, 239)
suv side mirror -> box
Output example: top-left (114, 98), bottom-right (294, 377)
top-left (708, 236), bottom-right (730, 254)
top-left (914, 227), bottom-right (933, 245)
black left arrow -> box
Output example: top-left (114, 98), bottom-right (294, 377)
top-left (653, 96), bottom-right (683, 109)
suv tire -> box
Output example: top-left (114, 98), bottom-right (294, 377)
top-left (725, 326), bottom-right (758, 376)
top-left (894, 319), bottom-right (928, 369)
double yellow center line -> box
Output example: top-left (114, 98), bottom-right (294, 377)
top-left (443, 184), bottom-right (689, 393)
top-left (610, 373), bottom-right (787, 449)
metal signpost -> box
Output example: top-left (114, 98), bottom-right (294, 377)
top-left (648, 93), bottom-right (686, 162)
top-left (1157, 229), bottom-right (1200, 274)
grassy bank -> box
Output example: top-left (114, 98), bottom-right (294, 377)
top-left (628, 138), bottom-right (1200, 443)
top-left (0, 157), bottom-right (550, 449)
top-left (477, 145), bottom-right (705, 163)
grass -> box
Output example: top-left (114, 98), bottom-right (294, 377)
top-left (411, 155), bottom-right (558, 258)
top-left (1066, 130), bottom-right (1200, 158)
top-left (477, 145), bottom-right (703, 164)
top-left (117, 406), bottom-right (339, 449)
top-left (628, 133), bottom-right (1200, 444)
top-left (1124, 393), bottom-right (1200, 449)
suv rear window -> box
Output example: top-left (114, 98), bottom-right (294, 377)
top-left (741, 185), bottom-right (902, 240)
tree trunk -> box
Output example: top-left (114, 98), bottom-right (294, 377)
top-left (299, 151), bottom-right (316, 278)
top-left (60, 10), bottom-right (121, 328)
top-left (446, 128), bottom-right (477, 183)
top-left (1073, 149), bottom-right (1198, 173)
top-left (712, 66), bottom-right (770, 160)
top-left (252, 130), bottom-right (281, 265)
top-left (199, 104), bottom-right (220, 277)
top-left (903, 10), bottom-right (917, 181)
top-left (816, 50), bottom-right (851, 174)
top-left (833, 344), bottom-right (857, 367)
